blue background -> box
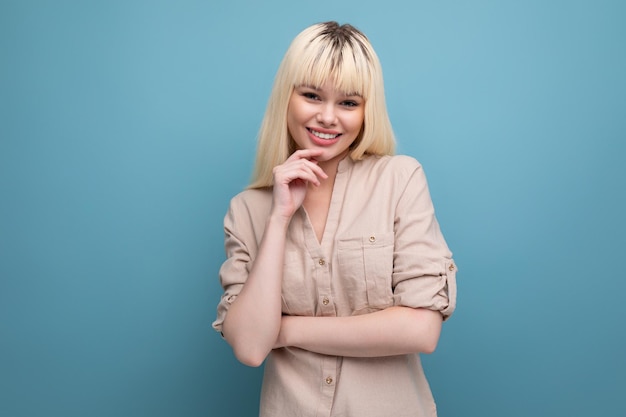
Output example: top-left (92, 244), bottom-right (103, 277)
top-left (1, 1), bottom-right (625, 416)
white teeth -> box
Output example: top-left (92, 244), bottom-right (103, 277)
top-left (310, 129), bottom-right (339, 140)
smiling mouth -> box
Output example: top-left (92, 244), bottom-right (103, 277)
top-left (307, 128), bottom-right (341, 140)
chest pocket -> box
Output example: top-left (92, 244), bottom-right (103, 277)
top-left (336, 232), bottom-right (394, 314)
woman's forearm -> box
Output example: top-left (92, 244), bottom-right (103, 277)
top-left (276, 306), bottom-right (442, 357)
top-left (222, 214), bottom-right (290, 367)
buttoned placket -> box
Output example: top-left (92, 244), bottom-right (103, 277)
top-left (300, 242), bottom-right (337, 417)
top-left (316, 256), bottom-right (335, 317)
top-left (301, 159), bottom-right (351, 417)
top-left (318, 355), bottom-right (337, 416)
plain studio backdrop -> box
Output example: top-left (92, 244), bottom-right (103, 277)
top-left (1, 1), bottom-right (624, 416)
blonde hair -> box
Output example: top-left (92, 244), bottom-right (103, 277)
top-left (249, 21), bottom-right (395, 188)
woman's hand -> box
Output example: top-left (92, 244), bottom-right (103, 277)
top-left (271, 149), bottom-right (328, 219)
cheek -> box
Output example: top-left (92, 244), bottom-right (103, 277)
top-left (349, 112), bottom-right (365, 132)
top-left (287, 103), bottom-right (305, 128)
top-left (287, 115), bottom-right (300, 137)
top-left (286, 110), bottom-right (305, 144)
top-left (286, 107), bottom-right (298, 133)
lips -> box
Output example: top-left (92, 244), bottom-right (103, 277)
top-left (307, 128), bottom-right (342, 146)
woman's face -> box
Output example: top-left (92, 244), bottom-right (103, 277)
top-left (287, 81), bottom-right (364, 168)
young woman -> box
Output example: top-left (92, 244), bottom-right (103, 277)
top-left (213, 21), bottom-right (457, 417)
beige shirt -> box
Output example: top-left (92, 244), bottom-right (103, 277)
top-left (213, 155), bottom-right (457, 417)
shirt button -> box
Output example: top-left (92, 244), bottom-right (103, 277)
top-left (322, 296), bottom-right (330, 305)
top-left (369, 236), bottom-right (376, 243)
top-left (319, 258), bottom-right (326, 266)
top-left (325, 376), bottom-right (333, 385)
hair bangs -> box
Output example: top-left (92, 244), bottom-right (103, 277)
top-left (291, 36), bottom-right (372, 99)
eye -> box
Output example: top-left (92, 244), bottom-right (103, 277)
top-left (341, 100), bottom-right (360, 108)
top-left (302, 92), bottom-right (320, 100)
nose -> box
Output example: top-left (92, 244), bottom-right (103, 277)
top-left (316, 103), bottom-right (337, 126)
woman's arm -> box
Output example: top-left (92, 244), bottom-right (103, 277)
top-left (221, 149), bottom-right (327, 367)
top-left (275, 306), bottom-right (442, 357)
top-left (221, 214), bottom-right (289, 367)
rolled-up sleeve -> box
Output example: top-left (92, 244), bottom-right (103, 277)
top-left (212, 202), bottom-right (251, 333)
top-left (391, 163), bottom-right (457, 320)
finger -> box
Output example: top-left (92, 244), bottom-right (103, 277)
top-left (278, 166), bottom-right (322, 186)
top-left (287, 148), bottom-right (325, 161)
top-left (277, 160), bottom-right (327, 184)
top-left (293, 159), bottom-right (328, 180)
